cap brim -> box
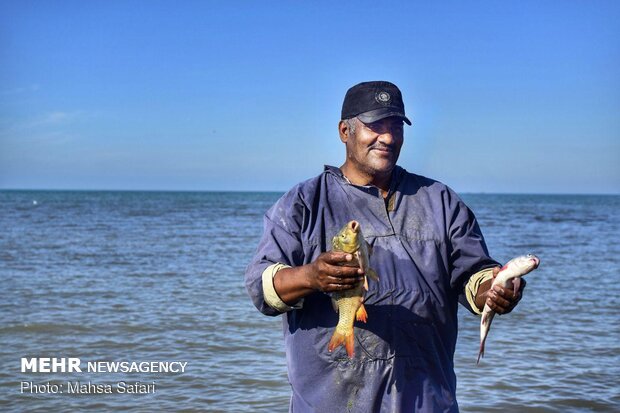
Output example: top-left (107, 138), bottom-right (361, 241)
top-left (356, 108), bottom-right (412, 125)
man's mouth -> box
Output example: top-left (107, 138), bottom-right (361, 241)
top-left (370, 145), bottom-right (393, 153)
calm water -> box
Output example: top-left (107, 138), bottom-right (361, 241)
top-left (1, 190), bottom-right (619, 412)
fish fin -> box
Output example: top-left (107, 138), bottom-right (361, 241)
top-left (355, 250), bottom-right (365, 273)
top-left (363, 276), bottom-right (369, 291)
top-left (366, 268), bottom-right (379, 282)
top-left (355, 303), bottom-right (368, 323)
top-left (328, 330), bottom-right (355, 358)
top-left (331, 298), bottom-right (339, 313)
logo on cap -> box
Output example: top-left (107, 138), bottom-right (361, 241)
top-left (375, 91), bottom-right (391, 105)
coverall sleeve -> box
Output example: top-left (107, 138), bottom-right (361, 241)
top-left (245, 208), bottom-right (305, 317)
top-left (444, 189), bottom-right (500, 313)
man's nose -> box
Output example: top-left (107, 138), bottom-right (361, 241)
top-left (378, 130), bottom-right (394, 144)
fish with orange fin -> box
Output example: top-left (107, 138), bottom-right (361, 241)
top-left (328, 220), bottom-right (379, 358)
top-left (477, 254), bottom-right (540, 364)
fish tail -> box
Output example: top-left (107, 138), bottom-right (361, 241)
top-left (344, 333), bottom-right (355, 357)
top-left (477, 341), bottom-right (485, 365)
top-left (355, 303), bottom-right (368, 323)
top-left (478, 308), bottom-right (492, 364)
top-left (328, 329), bottom-right (355, 358)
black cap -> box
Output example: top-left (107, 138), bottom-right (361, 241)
top-left (341, 81), bottom-right (411, 125)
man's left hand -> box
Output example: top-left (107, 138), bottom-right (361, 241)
top-left (483, 267), bottom-right (527, 314)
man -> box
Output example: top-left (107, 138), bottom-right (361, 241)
top-left (245, 81), bottom-right (524, 412)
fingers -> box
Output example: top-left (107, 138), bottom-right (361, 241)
top-left (319, 252), bottom-right (363, 276)
top-left (486, 284), bottom-right (522, 315)
top-left (322, 270), bottom-right (365, 292)
top-left (318, 259), bottom-right (361, 279)
top-left (322, 251), bottom-right (354, 265)
top-left (313, 252), bottom-right (364, 293)
top-left (326, 267), bottom-right (362, 282)
top-left (323, 275), bottom-right (365, 292)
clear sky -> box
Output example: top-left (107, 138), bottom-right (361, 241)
top-left (1, 1), bottom-right (618, 194)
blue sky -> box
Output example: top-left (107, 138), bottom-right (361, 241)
top-left (1, 1), bottom-right (618, 194)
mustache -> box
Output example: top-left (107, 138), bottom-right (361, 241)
top-left (369, 143), bottom-right (395, 152)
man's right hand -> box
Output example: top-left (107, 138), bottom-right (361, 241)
top-left (307, 251), bottom-right (364, 293)
top-left (273, 251), bottom-right (364, 306)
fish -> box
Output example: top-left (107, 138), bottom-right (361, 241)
top-left (327, 220), bottom-right (379, 358)
top-left (477, 253), bottom-right (540, 364)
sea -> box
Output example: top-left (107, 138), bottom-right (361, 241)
top-left (1, 190), bottom-right (619, 412)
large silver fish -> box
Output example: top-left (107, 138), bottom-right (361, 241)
top-left (477, 254), bottom-right (540, 364)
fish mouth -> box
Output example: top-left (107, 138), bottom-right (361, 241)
top-left (525, 253), bottom-right (540, 269)
top-left (348, 220), bottom-right (359, 232)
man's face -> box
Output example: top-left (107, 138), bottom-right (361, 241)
top-left (342, 116), bottom-right (404, 179)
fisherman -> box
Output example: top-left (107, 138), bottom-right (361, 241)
top-left (245, 81), bottom-right (525, 412)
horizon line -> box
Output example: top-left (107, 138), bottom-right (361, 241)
top-left (1, 187), bottom-right (618, 197)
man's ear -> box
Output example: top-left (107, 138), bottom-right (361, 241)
top-left (338, 120), bottom-right (349, 143)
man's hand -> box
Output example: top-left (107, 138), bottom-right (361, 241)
top-left (273, 251), bottom-right (364, 306)
top-left (307, 251), bottom-right (364, 293)
top-left (480, 267), bottom-right (526, 314)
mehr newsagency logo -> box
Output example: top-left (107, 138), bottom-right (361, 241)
top-left (20, 357), bottom-right (188, 395)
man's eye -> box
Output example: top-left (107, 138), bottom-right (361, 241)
top-left (391, 124), bottom-right (404, 133)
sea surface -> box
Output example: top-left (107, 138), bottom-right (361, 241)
top-left (1, 190), bottom-right (619, 412)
